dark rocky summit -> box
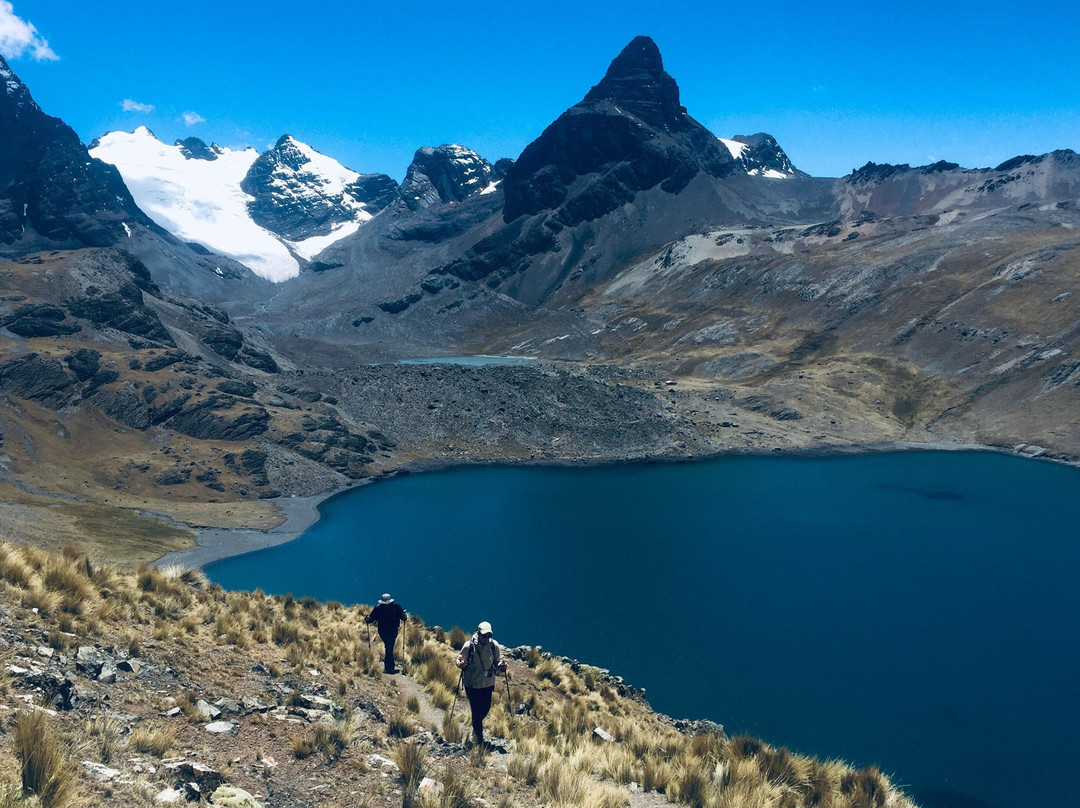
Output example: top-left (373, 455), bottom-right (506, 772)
top-left (175, 136), bottom-right (221, 161)
top-left (398, 144), bottom-right (500, 211)
top-left (729, 133), bottom-right (806, 177)
top-left (0, 56), bottom-right (152, 250)
top-left (501, 35), bottom-right (736, 224)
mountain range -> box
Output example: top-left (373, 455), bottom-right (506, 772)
top-left (0, 35), bottom-right (1078, 546)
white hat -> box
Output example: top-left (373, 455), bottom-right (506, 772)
top-left (379, 594), bottom-right (393, 604)
top-left (477, 621), bottom-right (492, 635)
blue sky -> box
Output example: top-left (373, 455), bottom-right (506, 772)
top-left (3, 0), bottom-right (1078, 180)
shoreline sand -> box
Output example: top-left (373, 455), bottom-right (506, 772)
top-left (155, 439), bottom-right (1079, 570)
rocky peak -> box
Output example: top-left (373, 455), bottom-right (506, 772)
top-left (398, 144), bottom-right (497, 212)
top-left (727, 133), bottom-right (806, 178)
top-left (501, 36), bottom-right (735, 223)
top-left (0, 57), bottom-right (150, 250)
top-left (582, 35), bottom-right (686, 128)
top-left (175, 137), bottom-right (221, 161)
top-left (0, 55), bottom-right (40, 117)
top-left (240, 135), bottom-right (398, 242)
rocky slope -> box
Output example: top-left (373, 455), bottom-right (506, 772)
top-left (0, 541), bottom-right (917, 808)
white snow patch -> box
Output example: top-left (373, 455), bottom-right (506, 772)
top-left (718, 138), bottom-right (749, 160)
top-left (287, 221), bottom-right (363, 260)
top-left (91, 127), bottom-right (299, 281)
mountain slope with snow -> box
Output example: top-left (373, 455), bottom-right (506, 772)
top-left (241, 135), bottom-right (398, 249)
top-left (89, 128), bottom-right (396, 282)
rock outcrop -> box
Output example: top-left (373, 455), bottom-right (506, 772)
top-left (0, 56), bottom-right (151, 250)
top-left (398, 145), bottom-right (500, 212)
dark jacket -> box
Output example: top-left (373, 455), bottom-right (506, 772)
top-left (366, 601), bottom-right (407, 636)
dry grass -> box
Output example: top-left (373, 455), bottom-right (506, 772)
top-left (0, 540), bottom-right (918, 808)
top-left (13, 710), bottom-right (77, 808)
top-left (127, 724), bottom-right (175, 757)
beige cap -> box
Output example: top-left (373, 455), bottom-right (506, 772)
top-left (477, 621), bottom-right (492, 635)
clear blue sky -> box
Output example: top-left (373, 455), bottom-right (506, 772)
top-left (4, 0), bottom-right (1078, 180)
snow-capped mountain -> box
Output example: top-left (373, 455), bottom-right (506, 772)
top-left (242, 135), bottom-right (398, 243)
top-left (89, 128), bottom-right (398, 282)
top-left (718, 133), bottom-right (806, 178)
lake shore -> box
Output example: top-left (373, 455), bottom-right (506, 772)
top-left (154, 438), bottom-right (1076, 570)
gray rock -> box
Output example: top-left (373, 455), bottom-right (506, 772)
top-left (82, 761), bottom-right (123, 782)
top-left (75, 646), bottom-right (109, 676)
top-left (240, 696), bottom-right (270, 714)
top-left (98, 659), bottom-right (118, 684)
top-left (117, 658), bottom-right (142, 674)
top-left (204, 721), bottom-right (238, 735)
top-left (195, 699), bottom-right (221, 720)
top-left (162, 759), bottom-right (226, 791)
top-left (213, 698), bottom-right (242, 715)
top-left (295, 693), bottom-right (340, 715)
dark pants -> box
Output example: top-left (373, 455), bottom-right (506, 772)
top-left (379, 629), bottom-right (398, 672)
top-left (464, 685), bottom-right (494, 741)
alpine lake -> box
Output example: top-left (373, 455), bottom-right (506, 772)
top-left (207, 449), bottom-right (1080, 808)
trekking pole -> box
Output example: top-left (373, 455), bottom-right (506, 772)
top-left (365, 622), bottom-right (371, 651)
top-left (449, 669), bottom-right (463, 723)
top-left (504, 668), bottom-right (516, 731)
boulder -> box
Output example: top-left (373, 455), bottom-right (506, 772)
top-left (75, 645), bottom-right (109, 676)
top-left (195, 699), bottom-right (221, 720)
top-left (162, 759), bottom-right (226, 792)
top-left (98, 658), bottom-right (118, 684)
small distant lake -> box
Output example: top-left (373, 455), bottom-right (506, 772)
top-left (396, 355), bottom-right (537, 367)
top-left (207, 450), bottom-right (1080, 808)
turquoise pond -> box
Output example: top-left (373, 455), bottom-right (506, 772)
top-left (206, 450), bottom-right (1080, 808)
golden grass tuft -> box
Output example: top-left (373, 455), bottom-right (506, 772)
top-left (13, 710), bottom-right (77, 808)
top-left (128, 723), bottom-right (175, 757)
top-left (392, 741), bottom-right (427, 790)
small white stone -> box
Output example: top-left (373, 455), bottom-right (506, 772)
top-left (155, 788), bottom-right (183, 804)
top-left (82, 761), bottom-right (122, 782)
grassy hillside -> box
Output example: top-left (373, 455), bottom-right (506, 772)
top-left (0, 541), bottom-right (915, 808)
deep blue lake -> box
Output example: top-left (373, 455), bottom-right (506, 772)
top-left (207, 450), bottom-right (1080, 808)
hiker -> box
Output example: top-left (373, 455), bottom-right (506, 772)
top-left (457, 620), bottom-right (507, 745)
top-left (365, 593), bottom-right (407, 673)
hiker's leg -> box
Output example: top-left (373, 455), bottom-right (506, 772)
top-left (465, 686), bottom-right (492, 741)
top-left (381, 630), bottom-right (397, 671)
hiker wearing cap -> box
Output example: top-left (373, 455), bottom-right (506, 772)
top-left (456, 620), bottom-right (507, 745)
top-left (365, 594), bottom-right (408, 673)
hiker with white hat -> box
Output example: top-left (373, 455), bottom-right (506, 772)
top-left (456, 620), bottom-right (507, 745)
top-left (365, 593), bottom-right (408, 673)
